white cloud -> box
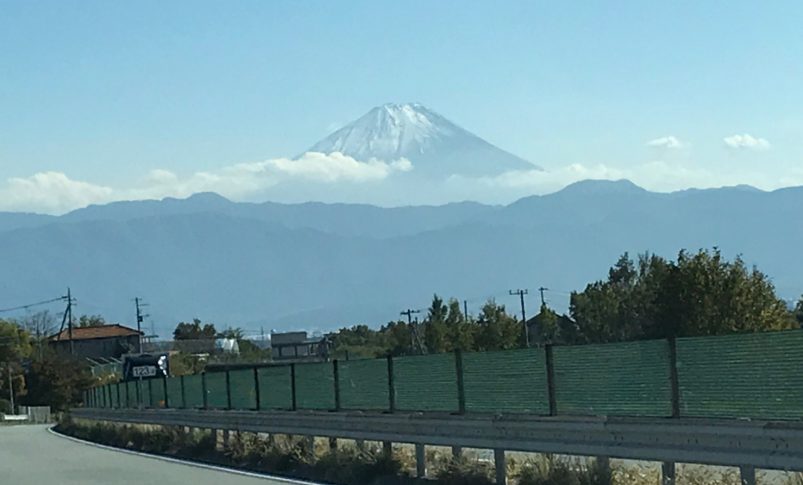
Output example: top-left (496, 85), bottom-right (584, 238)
top-left (0, 172), bottom-right (114, 214)
top-left (0, 153), bottom-right (414, 214)
top-left (646, 136), bottom-right (684, 149)
top-left (723, 134), bottom-right (771, 150)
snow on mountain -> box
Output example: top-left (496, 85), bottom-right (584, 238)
top-left (305, 103), bottom-right (539, 177)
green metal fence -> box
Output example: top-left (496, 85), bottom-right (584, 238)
top-left (553, 339), bottom-right (672, 417)
top-left (677, 330), bottom-right (803, 419)
top-left (88, 329), bottom-right (803, 421)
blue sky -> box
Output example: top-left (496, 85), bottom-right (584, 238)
top-left (2, 1), bottom-right (803, 213)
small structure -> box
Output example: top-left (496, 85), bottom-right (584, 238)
top-left (271, 331), bottom-right (329, 361)
top-left (49, 324), bottom-right (143, 359)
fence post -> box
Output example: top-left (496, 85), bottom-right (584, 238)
top-left (163, 376), bottom-right (170, 409)
top-left (290, 364), bottom-right (297, 411)
top-left (178, 375), bottom-right (187, 409)
top-left (668, 337), bottom-right (681, 418)
top-left (107, 384), bottom-right (113, 408)
top-left (253, 367), bottom-right (261, 411)
top-left (226, 370), bottom-right (232, 410)
top-left (148, 378), bottom-right (154, 408)
top-left (333, 359), bottom-right (341, 411)
top-left (387, 354), bottom-right (396, 413)
top-left (545, 344), bottom-right (557, 416)
top-left (136, 379), bottom-right (142, 408)
top-left (124, 382), bottom-right (129, 408)
top-left (116, 383), bottom-right (121, 409)
top-left (455, 349), bottom-right (466, 414)
top-left (201, 372), bottom-right (208, 410)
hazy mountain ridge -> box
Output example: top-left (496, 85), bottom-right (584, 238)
top-left (1, 180), bottom-right (801, 335)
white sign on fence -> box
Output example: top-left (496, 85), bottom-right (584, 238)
top-left (132, 366), bottom-right (157, 378)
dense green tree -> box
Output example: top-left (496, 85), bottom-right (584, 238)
top-left (424, 294), bottom-right (450, 353)
top-left (475, 299), bottom-right (522, 351)
top-left (796, 296), bottom-right (803, 327)
top-left (23, 352), bottom-right (94, 411)
top-left (569, 249), bottom-right (794, 343)
top-left (77, 314), bottom-right (106, 328)
top-left (173, 319), bottom-right (217, 340)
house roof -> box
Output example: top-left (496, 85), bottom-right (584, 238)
top-left (49, 324), bottom-right (142, 342)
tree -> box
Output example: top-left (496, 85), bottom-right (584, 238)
top-left (475, 299), bottom-right (521, 351)
top-left (173, 319), bottom-right (217, 340)
top-left (424, 294), bottom-right (450, 353)
top-left (796, 296), bottom-right (803, 328)
top-left (77, 314), bottom-right (106, 328)
top-left (22, 352), bottom-right (94, 411)
top-left (569, 249), bottom-right (794, 343)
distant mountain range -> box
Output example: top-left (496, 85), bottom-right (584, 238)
top-left (306, 103), bottom-right (537, 177)
top-left (1, 180), bottom-right (801, 337)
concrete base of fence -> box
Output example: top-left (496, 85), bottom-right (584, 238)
top-left (662, 461), bottom-right (675, 485)
top-left (494, 449), bottom-right (506, 485)
top-left (415, 443), bottom-right (426, 477)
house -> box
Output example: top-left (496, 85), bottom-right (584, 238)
top-left (49, 324), bottom-right (143, 359)
top-left (271, 331), bottom-right (329, 362)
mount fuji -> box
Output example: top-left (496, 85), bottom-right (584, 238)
top-left (306, 103), bottom-right (539, 177)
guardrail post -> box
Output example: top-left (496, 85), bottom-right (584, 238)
top-left (662, 462), bottom-right (675, 485)
top-left (545, 344), bottom-right (557, 416)
top-left (668, 337), bottom-right (681, 418)
top-left (290, 364), bottom-right (297, 411)
top-left (494, 449), bottom-right (507, 485)
top-left (163, 376), bottom-right (169, 409)
top-left (332, 359), bottom-right (341, 411)
top-left (740, 465), bottom-right (756, 485)
top-left (180, 375), bottom-right (186, 409)
top-left (253, 367), bottom-right (261, 411)
top-left (387, 354), bottom-right (396, 413)
top-left (455, 349), bottom-right (466, 414)
top-left (201, 372), bottom-right (208, 410)
top-left (225, 370), bottom-right (232, 410)
top-left (415, 443), bottom-right (427, 477)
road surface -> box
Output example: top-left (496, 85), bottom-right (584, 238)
top-left (0, 425), bottom-right (301, 485)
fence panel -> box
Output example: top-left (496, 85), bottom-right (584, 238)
top-left (553, 339), bottom-right (672, 416)
top-left (463, 348), bottom-right (550, 414)
top-left (205, 372), bottom-right (228, 409)
top-left (677, 330), bottom-right (803, 420)
top-left (295, 362), bottom-right (335, 410)
top-left (394, 353), bottom-right (458, 412)
top-left (338, 358), bottom-right (389, 411)
top-left (183, 374), bottom-right (204, 409)
top-left (166, 377), bottom-right (183, 408)
top-left (230, 369), bottom-right (257, 410)
top-left (258, 366), bottom-right (293, 410)
top-left (150, 379), bottom-right (165, 408)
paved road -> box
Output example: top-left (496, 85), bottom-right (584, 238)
top-left (0, 425), bottom-right (298, 485)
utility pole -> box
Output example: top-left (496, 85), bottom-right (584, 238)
top-left (134, 297), bottom-right (146, 354)
top-left (400, 309), bottom-right (423, 354)
top-left (538, 287), bottom-right (548, 307)
top-left (509, 289), bottom-right (530, 347)
top-left (66, 288), bottom-right (74, 355)
top-left (463, 300), bottom-right (469, 321)
top-left (7, 364), bottom-right (14, 414)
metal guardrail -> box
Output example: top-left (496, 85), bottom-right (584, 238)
top-left (72, 407), bottom-right (803, 472)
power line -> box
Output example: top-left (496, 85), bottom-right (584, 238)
top-left (0, 296), bottom-right (65, 314)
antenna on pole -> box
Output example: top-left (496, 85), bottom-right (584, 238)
top-left (134, 297), bottom-right (149, 354)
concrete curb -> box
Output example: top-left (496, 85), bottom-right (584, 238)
top-left (47, 426), bottom-right (322, 485)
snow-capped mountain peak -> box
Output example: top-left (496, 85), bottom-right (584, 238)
top-left (305, 103), bottom-right (538, 177)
